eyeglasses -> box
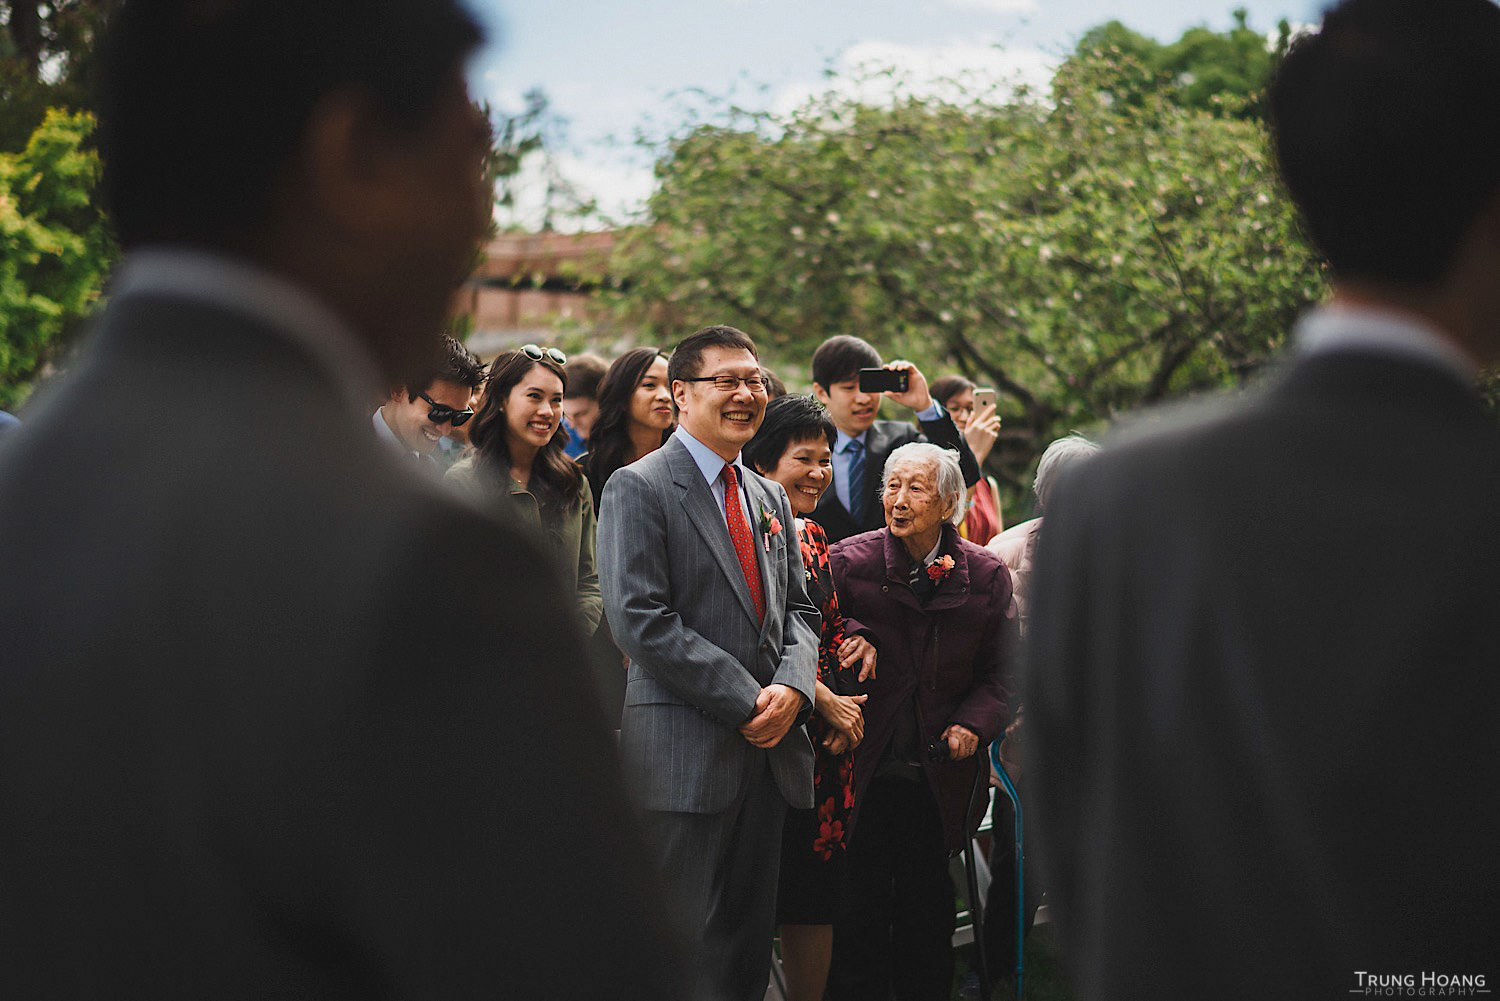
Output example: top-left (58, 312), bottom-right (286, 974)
top-left (418, 391), bottom-right (475, 427)
top-left (681, 374), bottom-right (768, 393)
top-left (522, 344), bottom-right (567, 365)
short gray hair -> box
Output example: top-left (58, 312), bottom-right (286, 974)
top-left (1033, 433), bottom-right (1100, 513)
top-left (880, 442), bottom-right (966, 526)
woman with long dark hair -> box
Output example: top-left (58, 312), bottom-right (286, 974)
top-left (579, 347), bottom-right (673, 511)
top-left (447, 345), bottom-right (601, 632)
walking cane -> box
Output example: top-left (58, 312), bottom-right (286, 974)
top-left (963, 762), bottom-right (992, 1000)
top-left (989, 742), bottom-right (1025, 1000)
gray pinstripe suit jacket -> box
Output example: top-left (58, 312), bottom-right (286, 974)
top-left (599, 433), bottom-right (820, 814)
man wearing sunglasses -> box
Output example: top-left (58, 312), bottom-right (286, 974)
top-left (374, 334), bottom-right (484, 459)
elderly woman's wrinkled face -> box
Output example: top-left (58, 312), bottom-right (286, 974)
top-left (883, 458), bottom-right (954, 546)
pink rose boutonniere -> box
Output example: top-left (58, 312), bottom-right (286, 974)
top-left (926, 553), bottom-right (956, 582)
top-left (759, 507), bottom-right (783, 552)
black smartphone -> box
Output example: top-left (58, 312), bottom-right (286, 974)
top-left (858, 367), bottom-right (909, 394)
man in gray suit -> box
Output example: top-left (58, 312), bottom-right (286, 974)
top-left (0, 2), bottom-right (684, 997)
top-left (599, 324), bottom-right (820, 1001)
top-left (1027, 1), bottom-right (1500, 997)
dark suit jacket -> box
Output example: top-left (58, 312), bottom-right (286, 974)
top-left (0, 278), bottom-right (686, 998)
top-left (814, 411), bottom-right (981, 543)
top-left (1027, 348), bottom-right (1500, 1000)
top-left (829, 525), bottom-right (1014, 850)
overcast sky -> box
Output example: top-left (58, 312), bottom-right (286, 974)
top-left (466, 0), bottom-right (1319, 228)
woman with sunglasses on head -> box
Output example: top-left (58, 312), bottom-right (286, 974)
top-left (447, 345), bottom-right (602, 633)
top-left (578, 347), bottom-right (674, 512)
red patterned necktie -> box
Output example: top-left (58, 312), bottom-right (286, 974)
top-left (722, 463), bottom-right (766, 623)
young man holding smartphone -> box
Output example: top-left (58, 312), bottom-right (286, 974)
top-left (809, 334), bottom-right (981, 543)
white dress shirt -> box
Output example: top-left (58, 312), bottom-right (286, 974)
top-left (1295, 303), bottom-right (1479, 386)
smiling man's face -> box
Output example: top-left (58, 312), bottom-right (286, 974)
top-left (383, 377), bottom-right (472, 454)
top-left (672, 346), bottom-right (768, 461)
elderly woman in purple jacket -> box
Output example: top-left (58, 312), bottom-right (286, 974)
top-left (825, 441), bottom-right (1016, 1001)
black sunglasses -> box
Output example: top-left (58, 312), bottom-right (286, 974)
top-left (418, 391), bottom-right (475, 427)
top-left (522, 343), bottom-right (568, 365)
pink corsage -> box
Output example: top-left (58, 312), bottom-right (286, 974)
top-left (759, 507), bottom-right (782, 552)
top-left (926, 554), bottom-right (956, 582)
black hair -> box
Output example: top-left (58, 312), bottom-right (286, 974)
top-left (928, 375), bottom-right (975, 408)
top-left (811, 335), bottom-right (881, 390)
top-left (666, 325), bottom-right (759, 388)
top-left (408, 336), bottom-right (484, 398)
top-left (761, 367), bottom-right (787, 400)
top-left (580, 347), bottom-right (670, 511)
top-left (743, 395), bottom-right (837, 477)
top-left (1268, 0), bottom-right (1500, 285)
top-left (98, 0), bottom-right (484, 249)
top-left (469, 349), bottom-right (582, 518)
top-left (564, 353), bottom-right (608, 400)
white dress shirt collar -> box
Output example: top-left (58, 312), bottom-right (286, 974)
top-left (110, 247), bottom-right (383, 416)
top-left (1295, 303), bottom-right (1479, 386)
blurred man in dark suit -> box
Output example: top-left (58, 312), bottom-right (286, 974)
top-left (0, 2), bottom-right (684, 997)
top-left (1027, 1), bottom-right (1500, 997)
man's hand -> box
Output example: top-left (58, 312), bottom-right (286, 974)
top-left (739, 683), bottom-right (805, 748)
top-left (837, 635), bottom-right (878, 682)
top-left (882, 360), bottom-right (932, 413)
top-left (941, 723), bottom-right (981, 760)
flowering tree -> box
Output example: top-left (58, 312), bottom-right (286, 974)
top-left (0, 108), bottom-right (113, 409)
top-left (604, 42), bottom-right (1327, 502)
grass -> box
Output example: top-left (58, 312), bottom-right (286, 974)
top-left (952, 921), bottom-right (1077, 1001)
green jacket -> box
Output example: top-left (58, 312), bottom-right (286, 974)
top-left (446, 455), bottom-right (602, 634)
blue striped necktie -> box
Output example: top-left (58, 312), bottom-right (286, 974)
top-left (846, 438), bottom-right (867, 524)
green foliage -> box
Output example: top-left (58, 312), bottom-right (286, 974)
top-left (0, 108), bottom-right (114, 409)
top-left (1071, 8), bottom-right (1292, 119)
top-left (603, 38), bottom-right (1327, 504)
top-left (1, 1), bottom-right (118, 153)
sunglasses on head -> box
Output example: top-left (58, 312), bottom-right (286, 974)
top-left (522, 344), bottom-right (567, 365)
top-left (417, 391), bottom-right (475, 427)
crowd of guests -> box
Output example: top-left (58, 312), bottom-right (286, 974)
top-left (5, 1), bottom-right (1497, 998)
top-left (379, 323), bottom-right (1053, 1000)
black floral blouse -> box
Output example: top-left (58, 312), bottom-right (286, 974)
top-left (798, 517), bottom-right (859, 860)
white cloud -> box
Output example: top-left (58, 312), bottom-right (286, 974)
top-left (1269, 21), bottom-right (1318, 50)
top-left (494, 147), bottom-right (656, 233)
top-left (484, 38), bottom-right (1062, 232)
top-left (770, 37), bottom-right (1058, 117)
top-left (939, 0), bottom-right (1038, 13)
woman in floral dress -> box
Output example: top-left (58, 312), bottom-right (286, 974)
top-left (744, 395), bottom-right (878, 1001)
